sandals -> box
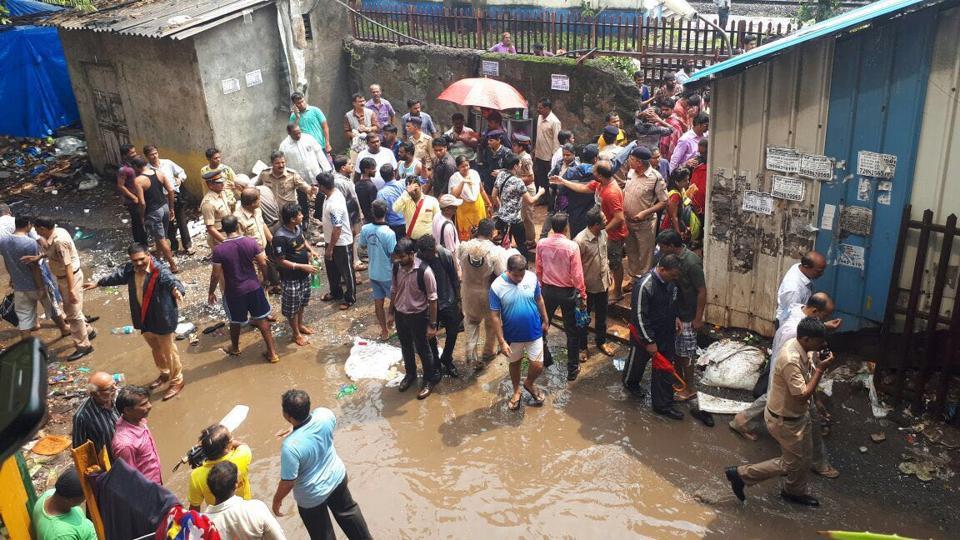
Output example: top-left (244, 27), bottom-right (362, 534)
top-left (728, 420), bottom-right (759, 442)
top-left (263, 351), bottom-right (280, 364)
top-left (523, 384), bottom-right (545, 407)
top-left (320, 293), bottom-right (337, 302)
top-left (508, 394), bottom-right (522, 411)
top-left (219, 347), bottom-right (241, 357)
top-left (339, 303), bottom-right (351, 311)
top-left (202, 322), bottom-right (226, 334)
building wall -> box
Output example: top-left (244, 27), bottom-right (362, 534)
top-left (704, 40), bottom-right (833, 336)
top-left (193, 6), bottom-right (290, 188)
top-left (903, 5), bottom-right (960, 323)
top-left (346, 39), bottom-right (640, 143)
top-left (57, 29), bottom-right (213, 197)
top-left (303, 0), bottom-right (354, 154)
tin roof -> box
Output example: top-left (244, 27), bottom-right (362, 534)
top-left (41, 0), bottom-right (273, 40)
top-left (686, 0), bottom-right (945, 84)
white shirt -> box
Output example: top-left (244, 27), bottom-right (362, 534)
top-left (355, 147), bottom-right (398, 187)
top-left (775, 263), bottom-right (813, 325)
top-left (0, 215), bottom-right (15, 237)
top-left (279, 133), bottom-right (331, 184)
top-left (205, 496), bottom-right (286, 540)
top-left (321, 190), bottom-right (353, 246)
top-left (448, 169), bottom-right (481, 202)
top-left (148, 158), bottom-right (186, 192)
top-left (768, 303), bottom-right (817, 390)
top-left (675, 69), bottom-right (691, 85)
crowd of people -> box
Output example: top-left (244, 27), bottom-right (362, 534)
top-left (7, 64), bottom-right (847, 539)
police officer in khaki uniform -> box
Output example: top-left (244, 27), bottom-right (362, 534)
top-left (724, 317), bottom-right (835, 507)
top-left (200, 169), bottom-right (232, 249)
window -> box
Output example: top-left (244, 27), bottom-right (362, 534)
top-left (302, 14), bottom-right (313, 41)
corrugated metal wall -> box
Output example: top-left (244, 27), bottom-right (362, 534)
top-left (704, 40), bottom-right (834, 336)
top-left (814, 6), bottom-right (939, 331)
top-left (900, 5), bottom-right (960, 325)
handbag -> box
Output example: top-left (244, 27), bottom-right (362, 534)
top-left (1, 293), bottom-right (19, 327)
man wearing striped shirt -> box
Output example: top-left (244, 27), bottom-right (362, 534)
top-left (622, 254), bottom-right (685, 420)
top-left (71, 372), bottom-right (119, 454)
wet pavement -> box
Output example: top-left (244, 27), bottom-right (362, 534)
top-left (6, 184), bottom-right (958, 539)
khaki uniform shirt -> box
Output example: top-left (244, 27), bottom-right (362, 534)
top-left (201, 191), bottom-right (232, 248)
top-left (767, 338), bottom-right (813, 418)
top-left (411, 132), bottom-right (434, 170)
top-left (201, 164), bottom-right (238, 210)
top-left (45, 227), bottom-right (81, 278)
top-left (234, 206), bottom-right (267, 248)
top-left (623, 166), bottom-right (667, 221)
top-left (256, 169), bottom-right (311, 206)
top-left (574, 227), bottom-right (611, 294)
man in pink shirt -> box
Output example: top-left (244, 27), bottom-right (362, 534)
top-left (669, 113), bottom-right (709, 173)
top-left (112, 385), bottom-right (163, 484)
top-left (535, 212), bottom-right (586, 381)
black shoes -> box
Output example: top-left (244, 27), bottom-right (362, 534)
top-left (398, 375), bottom-right (416, 392)
top-left (624, 385), bottom-right (647, 400)
top-left (725, 467), bottom-right (746, 501)
top-left (85, 315), bottom-right (100, 324)
top-left (781, 491), bottom-right (819, 507)
top-left (66, 346), bottom-right (93, 362)
top-left (87, 329), bottom-right (97, 341)
top-left (417, 381), bottom-right (435, 400)
top-left (567, 368), bottom-right (580, 381)
top-left (442, 363), bottom-right (460, 378)
top-left (691, 409), bottom-right (715, 427)
top-left (654, 407), bottom-right (684, 420)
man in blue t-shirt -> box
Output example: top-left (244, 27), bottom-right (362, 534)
top-left (489, 253), bottom-right (550, 411)
top-left (272, 389), bottom-right (371, 539)
top-left (374, 164), bottom-right (406, 239)
top-left (358, 200), bottom-right (397, 340)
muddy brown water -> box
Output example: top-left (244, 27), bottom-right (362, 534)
top-left (41, 274), bottom-right (946, 540)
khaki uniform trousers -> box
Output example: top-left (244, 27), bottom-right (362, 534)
top-left (625, 219), bottom-right (657, 278)
top-left (462, 315), bottom-right (498, 363)
top-left (142, 331), bottom-right (183, 384)
top-left (738, 410), bottom-right (812, 496)
top-left (56, 270), bottom-right (91, 348)
top-left (733, 394), bottom-right (830, 471)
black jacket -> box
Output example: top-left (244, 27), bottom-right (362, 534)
top-left (423, 246), bottom-right (460, 312)
top-left (97, 258), bottom-right (185, 334)
top-left (630, 269), bottom-right (678, 353)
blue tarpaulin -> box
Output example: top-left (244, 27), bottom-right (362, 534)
top-left (1, 0), bottom-right (79, 137)
top-left (7, 0), bottom-right (61, 17)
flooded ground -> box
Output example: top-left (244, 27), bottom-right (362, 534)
top-left (8, 185), bottom-right (959, 539)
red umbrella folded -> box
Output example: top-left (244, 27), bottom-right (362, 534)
top-left (437, 77), bottom-right (527, 111)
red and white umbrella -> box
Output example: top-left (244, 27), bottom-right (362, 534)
top-left (437, 77), bottom-right (527, 111)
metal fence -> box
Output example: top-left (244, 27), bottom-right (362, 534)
top-left (351, 3), bottom-right (794, 81)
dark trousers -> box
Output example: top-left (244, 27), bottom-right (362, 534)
top-left (390, 224), bottom-right (406, 242)
top-left (429, 304), bottom-right (462, 368)
top-left (324, 244), bottom-right (356, 305)
top-left (542, 284), bottom-right (580, 374)
top-left (534, 158), bottom-right (552, 205)
top-left (297, 189), bottom-right (312, 230)
top-left (297, 475), bottom-right (372, 540)
top-left (578, 290), bottom-right (608, 349)
top-left (495, 219), bottom-right (527, 257)
top-left (622, 341), bottom-right (675, 410)
top-left (396, 310), bottom-right (438, 382)
top-left (166, 192), bottom-right (191, 251)
top-left (126, 205), bottom-right (148, 245)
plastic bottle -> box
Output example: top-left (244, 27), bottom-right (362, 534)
top-left (112, 373), bottom-right (126, 384)
top-left (310, 258), bottom-right (322, 288)
top-left (336, 384), bottom-right (358, 400)
top-left (111, 325), bottom-right (134, 335)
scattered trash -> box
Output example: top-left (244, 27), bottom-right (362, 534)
top-left (697, 339), bottom-right (766, 391)
top-left (188, 333), bottom-right (200, 346)
top-left (859, 446), bottom-right (868, 454)
top-left (30, 435), bottom-right (71, 456)
top-left (72, 228), bottom-right (94, 241)
top-left (697, 391), bottom-right (754, 415)
top-left (203, 321), bottom-right (226, 334)
top-left (78, 174), bottom-right (98, 191)
top-left (175, 322), bottom-right (195, 337)
top-left (113, 373), bottom-right (126, 384)
top-left (385, 373), bottom-right (405, 388)
top-left (53, 136), bottom-right (85, 156)
top-left (187, 220), bottom-right (206, 238)
top-left (111, 325), bottom-right (134, 335)
top-left (612, 357), bottom-right (625, 371)
top-left (865, 376), bottom-right (891, 418)
top-left (344, 336), bottom-right (404, 381)
top-left (898, 446), bottom-right (954, 482)
top-left (871, 432), bottom-right (886, 443)
top-left (336, 384), bottom-right (358, 399)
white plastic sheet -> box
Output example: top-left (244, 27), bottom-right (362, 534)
top-left (344, 336), bottom-right (404, 381)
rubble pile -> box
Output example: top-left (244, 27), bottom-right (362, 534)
top-left (0, 133), bottom-right (97, 198)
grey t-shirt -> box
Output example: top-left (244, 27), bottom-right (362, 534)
top-left (0, 234), bottom-right (41, 291)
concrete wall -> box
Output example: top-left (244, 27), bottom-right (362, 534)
top-left (345, 39), bottom-right (640, 141)
top-left (57, 29), bottom-right (213, 197)
top-left (705, 39), bottom-right (834, 336)
top-left (194, 5), bottom-right (289, 190)
top-left (302, 0), bottom-right (354, 154)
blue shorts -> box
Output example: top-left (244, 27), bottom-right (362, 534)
top-left (225, 288), bottom-right (272, 325)
top-left (371, 279), bottom-right (392, 301)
